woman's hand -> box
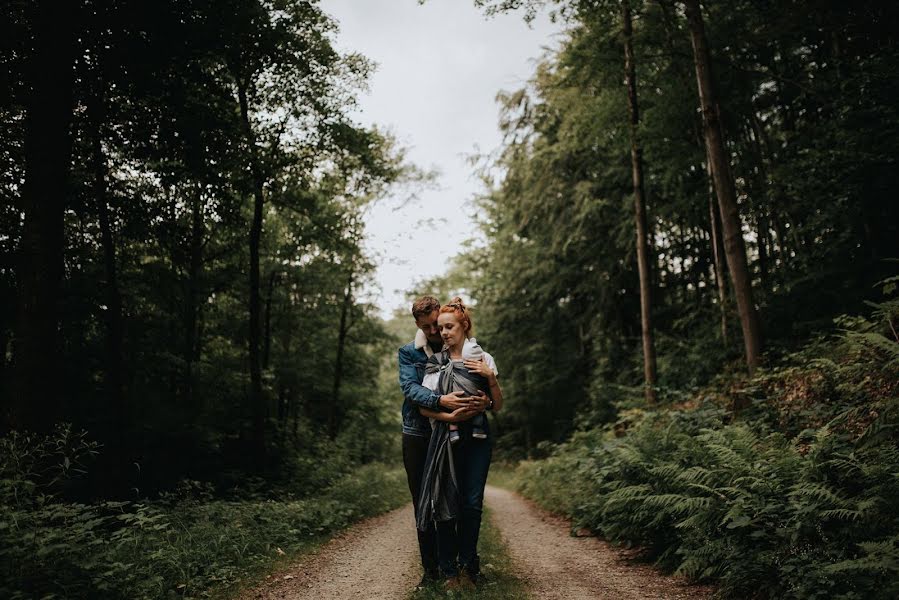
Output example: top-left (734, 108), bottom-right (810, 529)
top-left (463, 356), bottom-right (496, 383)
top-left (446, 406), bottom-right (480, 423)
top-left (463, 357), bottom-right (504, 413)
top-left (420, 405), bottom-right (479, 422)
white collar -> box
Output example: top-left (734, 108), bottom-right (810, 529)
top-left (414, 329), bottom-right (440, 358)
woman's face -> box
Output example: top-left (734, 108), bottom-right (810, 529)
top-left (438, 312), bottom-right (467, 349)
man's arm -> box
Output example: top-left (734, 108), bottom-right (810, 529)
top-left (398, 346), bottom-right (478, 411)
top-left (398, 346), bottom-right (441, 410)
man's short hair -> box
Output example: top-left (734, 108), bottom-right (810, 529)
top-left (411, 295), bottom-right (440, 320)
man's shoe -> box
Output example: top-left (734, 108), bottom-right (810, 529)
top-left (415, 569), bottom-right (440, 591)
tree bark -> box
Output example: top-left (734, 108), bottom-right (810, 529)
top-left (164, 186), bottom-right (179, 402)
top-left (185, 182), bottom-right (204, 412)
top-left (330, 272), bottom-right (354, 438)
top-left (89, 86), bottom-right (126, 429)
top-left (13, 1), bottom-right (77, 431)
top-left (0, 285), bottom-right (10, 407)
top-left (756, 211), bottom-right (770, 293)
top-left (706, 148), bottom-right (729, 344)
top-left (236, 78), bottom-right (266, 465)
top-left (263, 270), bottom-right (277, 371)
top-left (622, 0), bottom-right (658, 403)
top-left (746, 113), bottom-right (772, 293)
top-left (684, 0), bottom-right (763, 373)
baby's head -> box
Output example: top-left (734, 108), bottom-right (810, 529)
top-left (461, 337), bottom-right (484, 361)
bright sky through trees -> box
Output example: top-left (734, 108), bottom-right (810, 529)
top-left (320, 0), bottom-right (563, 317)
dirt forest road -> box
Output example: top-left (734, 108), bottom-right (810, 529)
top-left (486, 486), bottom-right (712, 600)
top-left (241, 485), bottom-right (711, 599)
top-left (239, 502), bottom-right (421, 600)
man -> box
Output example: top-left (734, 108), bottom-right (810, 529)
top-left (398, 295), bottom-right (486, 588)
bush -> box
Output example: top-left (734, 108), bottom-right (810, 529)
top-left (0, 428), bottom-right (407, 599)
top-left (514, 298), bottom-right (899, 599)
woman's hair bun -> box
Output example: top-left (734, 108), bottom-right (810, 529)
top-left (446, 297), bottom-right (467, 312)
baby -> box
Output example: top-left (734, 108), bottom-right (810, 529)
top-left (445, 337), bottom-right (490, 443)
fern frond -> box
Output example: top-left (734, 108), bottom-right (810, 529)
top-left (789, 483), bottom-right (848, 507)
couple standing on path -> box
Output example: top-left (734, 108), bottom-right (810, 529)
top-left (398, 295), bottom-right (504, 591)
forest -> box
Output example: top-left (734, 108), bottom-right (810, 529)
top-left (2, 0), bottom-right (898, 598)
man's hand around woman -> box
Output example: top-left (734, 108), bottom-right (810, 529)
top-left (439, 390), bottom-right (489, 412)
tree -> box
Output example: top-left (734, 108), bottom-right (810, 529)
top-left (682, 0), bottom-right (762, 373)
top-left (621, 0), bottom-right (658, 402)
top-left (13, 0), bottom-right (79, 431)
top-left (1, 0), bottom-right (414, 495)
top-left (220, 1), bottom-right (366, 465)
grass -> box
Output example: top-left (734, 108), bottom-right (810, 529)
top-left (1, 462), bottom-right (410, 600)
top-left (408, 506), bottom-right (531, 600)
top-left (485, 462), bottom-right (521, 492)
top-left (211, 463), bottom-right (410, 599)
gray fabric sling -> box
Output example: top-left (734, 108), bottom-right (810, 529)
top-left (415, 350), bottom-right (490, 531)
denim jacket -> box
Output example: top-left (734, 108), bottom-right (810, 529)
top-left (399, 330), bottom-right (442, 437)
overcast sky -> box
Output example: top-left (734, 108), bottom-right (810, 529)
top-left (319, 0), bottom-right (563, 318)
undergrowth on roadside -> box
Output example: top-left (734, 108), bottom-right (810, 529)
top-left (0, 438), bottom-right (407, 600)
top-left (409, 506), bottom-right (531, 600)
top-left (512, 293), bottom-right (899, 599)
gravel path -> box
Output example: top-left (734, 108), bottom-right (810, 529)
top-left (237, 503), bottom-right (419, 599)
top-left (486, 485), bottom-right (713, 599)
top-left (240, 486), bottom-right (712, 599)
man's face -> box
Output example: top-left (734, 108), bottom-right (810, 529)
top-left (415, 309), bottom-right (441, 345)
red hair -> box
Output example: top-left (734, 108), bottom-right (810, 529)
top-left (440, 297), bottom-right (473, 335)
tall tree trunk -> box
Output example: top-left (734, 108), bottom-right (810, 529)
top-left (0, 286), bottom-right (10, 405)
top-left (13, 1), bottom-right (77, 431)
top-left (330, 272), bottom-right (353, 438)
top-left (684, 0), bottom-right (762, 373)
top-left (706, 148), bottom-right (729, 344)
top-left (89, 87), bottom-right (126, 430)
top-left (622, 0), bottom-right (657, 403)
top-left (771, 209), bottom-right (788, 266)
top-left (747, 114), bottom-right (775, 293)
top-left (185, 182), bottom-right (204, 413)
top-left (262, 270), bottom-right (277, 370)
top-left (691, 226), bottom-right (704, 307)
top-left (756, 211), bottom-right (770, 293)
top-left (164, 186), bottom-right (179, 403)
top-left (236, 79), bottom-right (266, 465)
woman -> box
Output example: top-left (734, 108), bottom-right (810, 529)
top-left (416, 297), bottom-right (504, 587)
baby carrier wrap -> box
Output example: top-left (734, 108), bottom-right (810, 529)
top-left (415, 346), bottom-right (491, 531)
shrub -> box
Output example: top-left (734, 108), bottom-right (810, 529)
top-left (0, 428), bottom-right (407, 599)
top-left (514, 298), bottom-right (899, 599)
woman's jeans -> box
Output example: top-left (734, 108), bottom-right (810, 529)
top-left (436, 423), bottom-right (492, 577)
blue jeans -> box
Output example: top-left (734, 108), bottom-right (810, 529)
top-left (436, 421), bottom-right (492, 577)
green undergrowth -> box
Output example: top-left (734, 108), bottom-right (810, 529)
top-left (485, 463), bottom-right (520, 491)
top-left (510, 298), bottom-right (899, 599)
top-left (409, 506), bottom-right (531, 600)
top-left (0, 443), bottom-right (408, 600)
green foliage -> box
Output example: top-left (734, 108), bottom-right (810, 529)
top-left (513, 304), bottom-right (899, 599)
top-left (454, 0), bottom-right (899, 456)
top-left (1, 0), bottom-right (418, 498)
top-left (0, 427), bottom-right (407, 599)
